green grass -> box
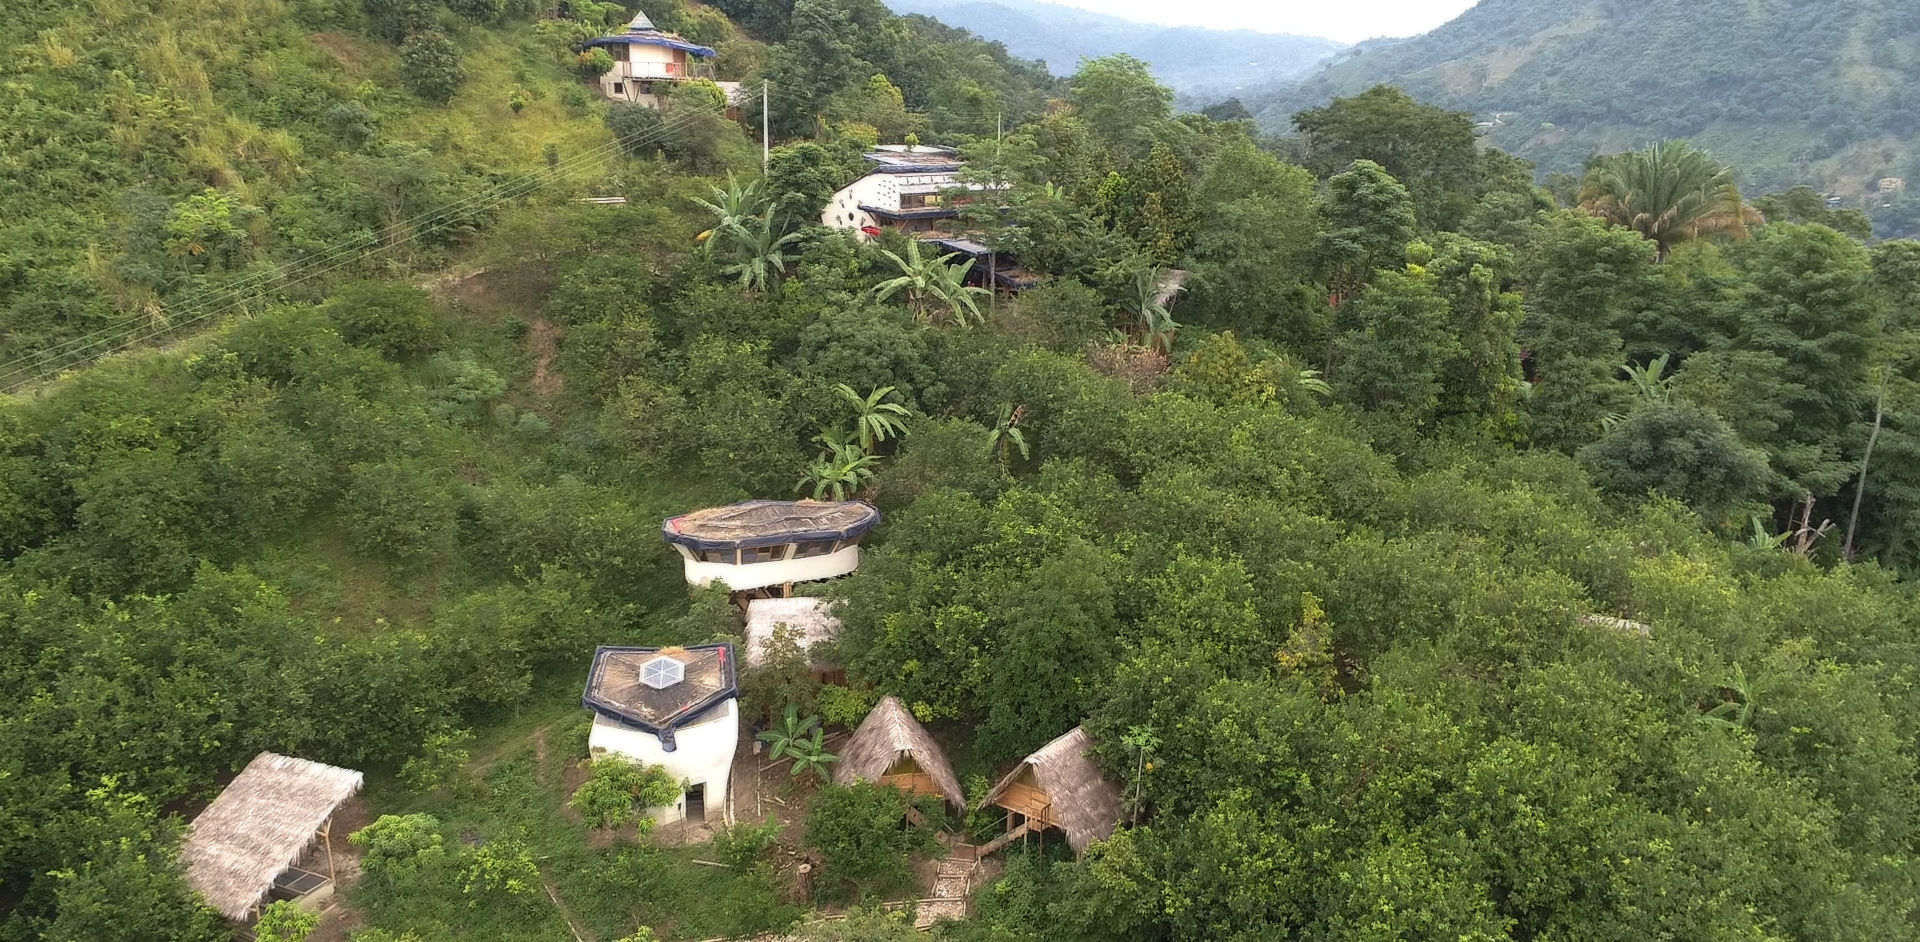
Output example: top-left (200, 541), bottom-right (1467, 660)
top-left (348, 693), bottom-right (802, 942)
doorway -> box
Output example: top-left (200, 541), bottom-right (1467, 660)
top-left (684, 784), bottom-right (706, 824)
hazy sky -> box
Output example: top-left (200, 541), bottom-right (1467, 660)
top-left (1040, 0), bottom-right (1481, 44)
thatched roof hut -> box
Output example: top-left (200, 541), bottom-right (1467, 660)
top-left (181, 753), bottom-right (363, 921)
top-left (979, 726), bottom-right (1121, 856)
top-left (744, 597), bottom-right (841, 670)
top-left (834, 696), bottom-right (965, 809)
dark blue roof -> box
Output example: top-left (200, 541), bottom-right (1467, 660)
top-left (583, 644), bottom-right (737, 751)
top-left (662, 500), bottom-right (880, 552)
top-left (583, 33), bottom-right (718, 57)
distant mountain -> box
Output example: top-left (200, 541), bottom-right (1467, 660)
top-left (1244, 0), bottom-right (1920, 196)
top-left (882, 0), bottom-right (1346, 98)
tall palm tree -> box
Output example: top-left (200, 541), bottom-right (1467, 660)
top-left (832, 383), bottom-right (911, 453)
top-left (1579, 141), bottom-right (1764, 261)
top-left (723, 213), bottom-right (803, 293)
top-left (873, 241), bottom-right (989, 326)
top-left (1128, 266), bottom-right (1183, 354)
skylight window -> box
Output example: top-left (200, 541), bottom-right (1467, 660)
top-left (640, 656), bottom-right (684, 689)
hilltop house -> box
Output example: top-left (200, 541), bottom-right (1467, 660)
top-left (822, 146), bottom-right (1002, 240)
top-left (662, 500), bottom-right (879, 596)
top-left (583, 10), bottom-right (740, 110)
top-left (583, 643), bottom-right (739, 826)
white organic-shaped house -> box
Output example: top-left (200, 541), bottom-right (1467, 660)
top-left (662, 500), bottom-right (880, 593)
top-left (583, 643), bottom-right (739, 826)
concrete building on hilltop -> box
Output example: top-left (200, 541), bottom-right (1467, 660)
top-left (583, 10), bottom-right (740, 110)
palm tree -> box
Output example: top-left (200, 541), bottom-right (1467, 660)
top-left (796, 443), bottom-right (879, 501)
top-left (1128, 266), bottom-right (1183, 354)
top-left (1579, 141), bottom-right (1764, 261)
top-left (722, 213), bottom-right (803, 293)
top-left (833, 383), bottom-right (911, 453)
top-left (692, 173), bottom-right (766, 256)
top-left (873, 241), bottom-right (989, 326)
top-left (987, 403), bottom-right (1029, 465)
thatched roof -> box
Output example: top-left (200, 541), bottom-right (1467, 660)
top-left (662, 500), bottom-right (879, 551)
top-left (181, 753), bottom-right (363, 921)
top-left (745, 597), bottom-right (841, 669)
top-left (834, 696), bottom-right (965, 809)
top-left (981, 726), bottom-right (1122, 855)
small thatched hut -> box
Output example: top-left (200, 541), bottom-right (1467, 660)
top-left (834, 696), bottom-right (964, 809)
top-left (180, 753), bottom-right (364, 921)
top-left (979, 726), bottom-right (1121, 856)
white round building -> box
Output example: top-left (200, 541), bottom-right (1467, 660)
top-left (661, 500), bottom-right (880, 594)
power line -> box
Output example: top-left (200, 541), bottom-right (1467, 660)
top-left (1, 87), bottom-right (764, 391)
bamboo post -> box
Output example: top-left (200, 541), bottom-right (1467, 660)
top-left (323, 818), bottom-right (336, 884)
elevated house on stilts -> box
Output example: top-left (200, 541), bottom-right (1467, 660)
top-left (978, 726), bottom-right (1121, 858)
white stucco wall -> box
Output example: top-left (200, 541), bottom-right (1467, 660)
top-left (822, 171), bottom-right (964, 239)
top-left (596, 45), bottom-right (692, 103)
top-left (681, 545), bottom-right (861, 591)
top-left (588, 701), bottom-right (738, 826)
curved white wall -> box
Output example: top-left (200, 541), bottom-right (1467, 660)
top-left (589, 700), bottom-right (738, 826)
top-left (682, 545), bottom-right (861, 591)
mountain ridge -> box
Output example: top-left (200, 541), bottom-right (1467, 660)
top-left (1242, 0), bottom-right (1920, 196)
top-left (882, 0), bottom-right (1346, 97)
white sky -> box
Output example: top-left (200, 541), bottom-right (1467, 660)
top-left (1039, 0), bottom-right (1481, 44)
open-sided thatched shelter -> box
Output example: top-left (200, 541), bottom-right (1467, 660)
top-left (978, 726), bottom-right (1121, 856)
top-left (834, 696), bottom-right (964, 809)
top-left (180, 753), bottom-right (363, 921)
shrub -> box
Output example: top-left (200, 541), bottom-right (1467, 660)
top-left (401, 31), bottom-right (465, 103)
top-left (606, 102), bottom-right (666, 158)
top-left (253, 901), bottom-right (319, 942)
top-left (398, 726), bottom-right (474, 793)
top-left (341, 459), bottom-right (458, 562)
top-left (802, 783), bottom-right (940, 902)
top-left (350, 814), bottom-right (450, 887)
top-left (571, 757), bottom-right (683, 833)
top-left (458, 839), bottom-right (540, 903)
top-left (319, 281), bottom-right (440, 357)
top-left (577, 47), bottom-right (615, 78)
top-left (712, 818), bottom-right (783, 870)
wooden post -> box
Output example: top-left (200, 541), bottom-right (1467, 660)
top-left (323, 818), bottom-right (336, 884)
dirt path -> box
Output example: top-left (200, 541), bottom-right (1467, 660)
top-left (529, 316), bottom-right (564, 398)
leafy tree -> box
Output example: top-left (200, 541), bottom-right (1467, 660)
top-left (1069, 55), bottom-right (1176, 159)
top-left (766, 142), bottom-right (849, 228)
top-left (351, 814), bottom-right (452, 888)
top-left (1523, 212), bottom-right (1657, 451)
top-left (340, 458), bottom-right (459, 563)
top-left (1096, 143), bottom-right (1198, 265)
top-left (1334, 269), bottom-right (1459, 423)
top-left (1754, 186), bottom-right (1873, 240)
top-left (607, 102), bottom-right (667, 158)
top-left (802, 783), bottom-right (939, 902)
top-left (1294, 85), bottom-right (1485, 229)
top-left (1579, 141), bottom-right (1763, 261)
top-left (253, 901), bottom-right (320, 942)
top-left (1315, 160), bottom-right (1417, 302)
top-left (400, 31), bottom-right (465, 104)
top-left (320, 281), bottom-right (440, 357)
top-left (571, 757), bottom-right (683, 833)
top-left (1579, 402), bottom-right (1771, 525)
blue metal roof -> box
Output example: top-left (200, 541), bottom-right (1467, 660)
top-left (583, 33), bottom-right (718, 57)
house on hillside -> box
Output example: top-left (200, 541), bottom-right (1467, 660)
top-left (583, 643), bottom-right (739, 826)
top-left (978, 726), bottom-right (1121, 857)
top-left (180, 753), bottom-right (364, 923)
top-left (835, 696), bottom-right (965, 811)
top-left (662, 500), bottom-right (880, 596)
top-left (744, 596), bottom-right (844, 683)
top-left (822, 146), bottom-right (1004, 241)
top-left (583, 10), bottom-right (741, 110)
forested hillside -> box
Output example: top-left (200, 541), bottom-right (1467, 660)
top-left (880, 0), bottom-right (1344, 97)
top-left (1246, 0), bottom-right (1920, 201)
top-left (6, 0), bottom-right (1920, 940)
